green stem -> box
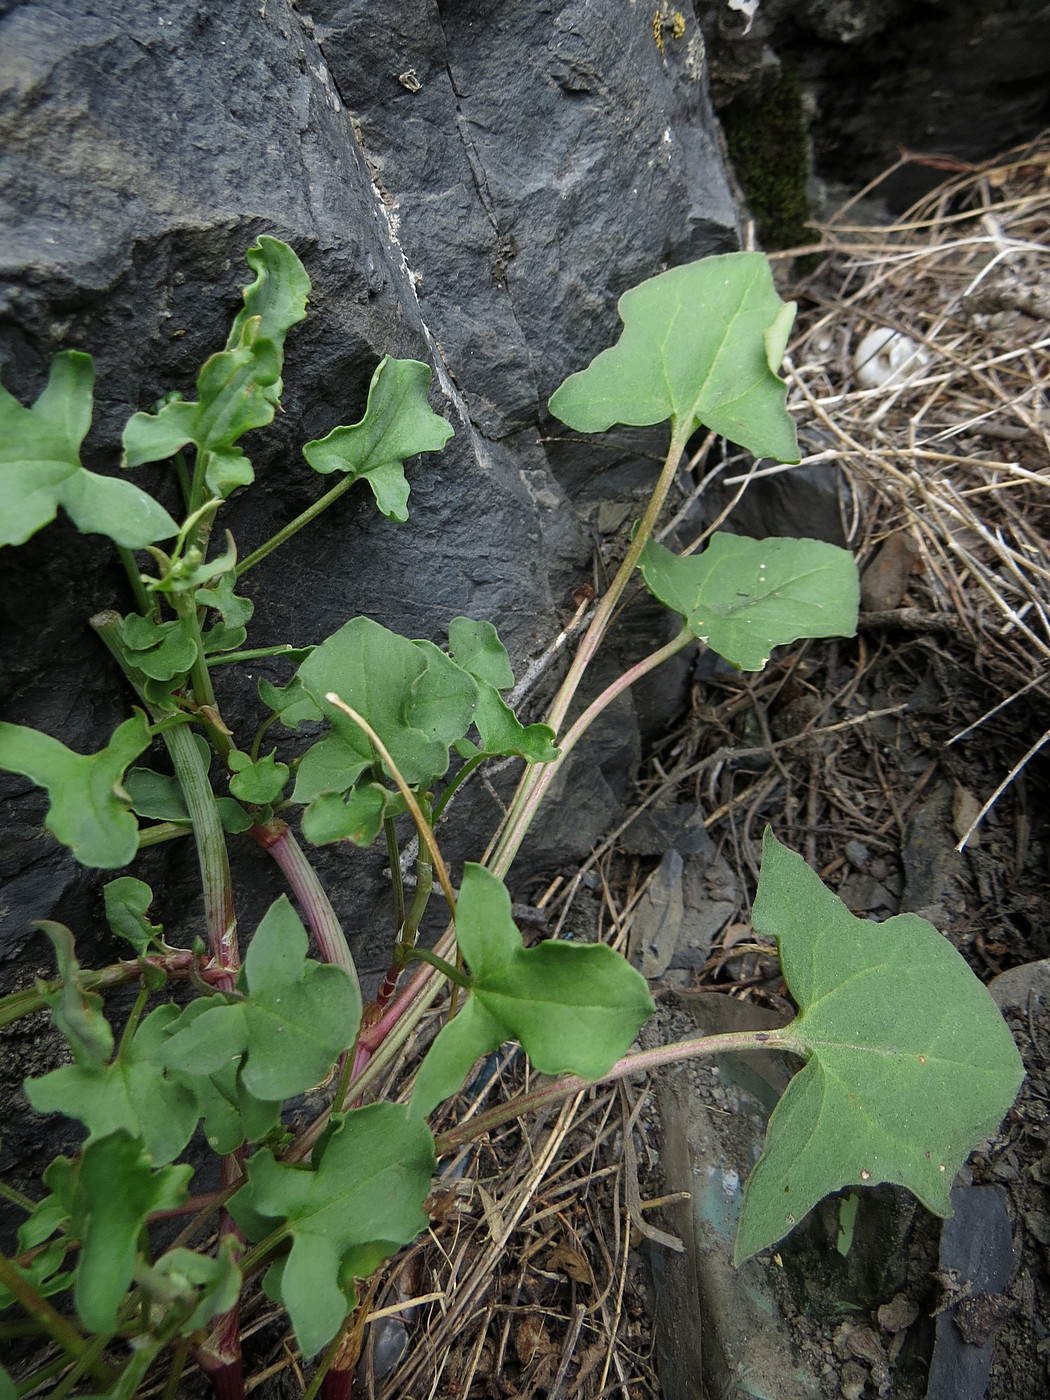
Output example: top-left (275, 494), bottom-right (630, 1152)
top-left (117, 985), bottom-right (152, 1058)
top-left (47, 1329), bottom-right (117, 1400)
top-left (137, 820), bottom-right (193, 849)
top-left (207, 643), bottom-right (303, 667)
top-left (404, 947), bottom-right (471, 988)
top-left (236, 474), bottom-right (357, 577)
top-left (163, 721), bottom-right (239, 982)
top-left (169, 590), bottom-right (230, 758)
top-left (117, 545), bottom-right (153, 616)
top-left (173, 449), bottom-right (193, 512)
top-left (0, 950), bottom-right (226, 1029)
top-left (0, 1181), bottom-right (37, 1214)
top-left (434, 1026), bottom-right (792, 1155)
top-left (400, 849), bottom-right (434, 949)
top-left (0, 1251), bottom-right (117, 1388)
top-left (431, 753), bottom-right (487, 824)
top-left (489, 426), bottom-right (690, 878)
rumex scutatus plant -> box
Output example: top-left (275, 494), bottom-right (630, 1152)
top-left (0, 239), bottom-right (1023, 1398)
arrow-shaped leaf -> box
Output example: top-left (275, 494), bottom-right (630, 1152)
top-left (229, 1104), bottom-right (436, 1357)
top-left (640, 533), bottom-right (859, 670)
top-left (548, 253), bottom-right (799, 462)
top-left (302, 357), bottom-right (454, 521)
top-left (159, 895), bottom-right (361, 1101)
top-left (25, 1005), bottom-right (200, 1166)
top-left (734, 830), bottom-right (1025, 1263)
top-left (0, 351), bottom-right (177, 549)
top-left (411, 865), bottom-right (654, 1116)
top-left (0, 711), bottom-right (151, 867)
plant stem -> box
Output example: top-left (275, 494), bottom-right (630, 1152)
top-left (0, 1251), bottom-right (117, 1387)
top-left (236, 474), bottom-right (358, 577)
top-left (491, 628), bottom-right (692, 875)
top-left (163, 721), bottom-right (238, 982)
top-left (0, 951), bottom-right (230, 1028)
top-left (323, 696), bottom-right (458, 915)
top-left (117, 545), bottom-right (153, 616)
top-left (206, 643), bottom-right (303, 667)
top-left (249, 819), bottom-right (360, 994)
top-left (430, 753), bottom-right (487, 824)
top-left (489, 426), bottom-right (690, 878)
top-left (0, 1181), bottom-right (37, 1214)
top-left (404, 947), bottom-right (471, 988)
top-left (435, 1026), bottom-right (793, 1155)
top-left (137, 819), bottom-right (193, 848)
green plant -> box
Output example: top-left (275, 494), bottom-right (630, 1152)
top-left (0, 239), bottom-right (1023, 1398)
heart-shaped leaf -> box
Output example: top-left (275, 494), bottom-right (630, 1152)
top-left (734, 830), bottom-right (1025, 1263)
top-left (411, 865), bottom-right (654, 1116)
top-left (549, 253), bottom-right (799, 462)
top-left (293, 617), bottom-right (478, 800)
top-left (0, 712), bottom-right (151, 868)
top-left (640, 533), bottom-right (859, 670)
top-left (33, 922), bottom-right (113, 1067)
top-left (0, 351), bottom-right (178, 549)
top-left (302, 356), bottom-right (454, 521)
top-left (228, 749), bottom-right (289, 805)
top-left (103, 876), bottom-right (164, 955)
top-left (229, 1104), bottom-right (436, 1357)
top-left (158, 896), bottom-right (360, 1101)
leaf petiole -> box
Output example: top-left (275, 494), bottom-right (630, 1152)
top-left (403, 948), bottom-right (471, 988)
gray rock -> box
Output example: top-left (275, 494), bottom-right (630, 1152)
top-left (0, 0), bottom-right (740, 975)
top-left (989, 958), bottom-right (1050, 1011)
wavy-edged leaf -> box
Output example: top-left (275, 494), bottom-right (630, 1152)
top-left (25, 1005), bottom-right (199, 1166)
top-left (158, 896), bottom-right (361, 1101)
top-left (0, 351), bottom-right (178, 548)
top-left (301, 783), bottom-right (405, 847)
top-left (33, 922), bottom-right (114, 1067)
top-left (145, 1239), bottom-right (243, 1335)
top-left (548, 253), bottom-right (798, 462)
top-left (640, 533), bottom-right (859, 670)
top-left (0, 711), bottom-right (150, 868)
top-left (229, 1104), bottom-right (436, 1357)
top-left (302, 357), bottom-right (454, 522)
top-left (412, 865), bottom-right (653, 1117)
top-left (103, 876), bottom-right (164, 955)
top-left (122, 240), bottom-right (309, 494)
top-left (228, 749), bottom-right (289, 805)
top-left (120, 613), bottom-right (196, 681)
top-left (47, 1131), bottom-right (191, 1333)
top-left (734, 830), bottom-right (1026, 1263)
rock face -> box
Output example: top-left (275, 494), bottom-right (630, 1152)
top-left (700, 0), bottom-right (1050, 211)
top-left (0, 0), bottom-right (739, 997)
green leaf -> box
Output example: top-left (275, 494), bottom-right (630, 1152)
top-left (57, 1130), bottom-right (192, 1333)
top-left (120, 613), bottom-right (197, 681)
top-left (103, 876), bottom-right (164, 954)
top-left (226, 235), bottom-right (311, 403)
top-left (0, 711), bottom-right (150, 867)
top-left (228, 749), bottom-right (289, 804)
top-left (229, 1104), bottom-right (436, 1357)
top-left (25, 1005), bottom-right (200, 1166)
top-left (302, 357), bottom-right (454, 521)
top-left (258, 671), bottom-right (323, 730)
top-left (411, 865), bottom-right (654, 1117)
top-left (196, 570), bottom-right (254, 628)
top-left (445, 618), bottom-right (558, 762)
top-left (147, 1238), bottom-right (243, 1335)
top-left (301, 783), bottom-right (405, 847)
top-left (34, 922), bottom-right (114, 1067)
top-left (161, 1000), bottom-right (281, 1153)
top-left (446, 617), bottom-right (515, 690)
top-left (159, 896), bottom-right (361, 1100)
top-left (293, 617), bottom-right (478, 798)
top-left (123, 333), bottom-right (279, 496)
top-left (125, 766), bottom-right (188, 821)
top-left (0, 351), bottom-right (178, 549)
top-left (0, 1366), bottom-right (15, 1400)
top-left (548, 253), bottom-right (799, 462)
top-left (639, 533), bottom-right (859, 671)
top-left (733, 830), bottom-right (1026, 1264)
